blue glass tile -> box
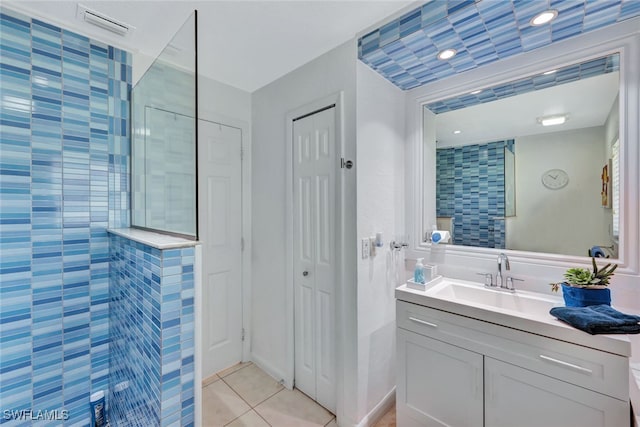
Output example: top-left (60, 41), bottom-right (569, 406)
top-left (0, 12), bottom-right (30, 29)
top-left (422, 1), bottom-right (448, 27)
top-left (620, 0), bottom-right (640, 19)
top-left (0, 6), bottom-right (135, 424)
top-left (399, 9), bottom-right (421, 38)
top-left (357, 0), bottom-right (639, 90)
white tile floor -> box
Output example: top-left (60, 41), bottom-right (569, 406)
top-left (202, 362), bottom-right (336, 426)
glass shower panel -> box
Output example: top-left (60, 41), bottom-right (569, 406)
top-left (131, 12), bottom-right (197, 237)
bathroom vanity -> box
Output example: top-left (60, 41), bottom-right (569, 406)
top-left (395, 278), bottom-right (631, 427)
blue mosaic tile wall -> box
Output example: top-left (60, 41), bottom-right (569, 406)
top-left (108, 235), bottom-right (195, 427)
top-left (436, 140), bottom-right (514, 248)
top-left (0, 7), bottom-right (130, 425)
top-left (359, 0), bottom-right (640, 90)
top-left (426, 53), bottom-right (619, 114)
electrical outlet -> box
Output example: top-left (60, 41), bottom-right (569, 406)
top-left (361, 239), bottom-right (370, 259)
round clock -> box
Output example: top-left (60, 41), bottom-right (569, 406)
top-left (541, 169), bottom-right (569, 190)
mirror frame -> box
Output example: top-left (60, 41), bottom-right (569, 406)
top-left (405, 20), bottom-right (640, 274)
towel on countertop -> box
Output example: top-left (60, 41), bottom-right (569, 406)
top-left (550, 305), bottom-right (640, 335)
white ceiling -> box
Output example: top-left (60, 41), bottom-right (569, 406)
top-left (7, 0), bottom-right (415, 92)
top-left (435, 72), bottom-right (620, 148)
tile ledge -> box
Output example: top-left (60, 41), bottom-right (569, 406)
top-left (107, 228), bottom-right (199, 249)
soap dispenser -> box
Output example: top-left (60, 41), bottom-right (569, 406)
top-left (414, 258), bottom-right (425, 284)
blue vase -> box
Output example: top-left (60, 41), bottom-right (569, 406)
top-left (561, 283), bottom-right (611, 307)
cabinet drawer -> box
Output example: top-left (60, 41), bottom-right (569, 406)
top-left (397, 300), bottom-right (629, 401)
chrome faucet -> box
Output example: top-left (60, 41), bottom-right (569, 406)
top-left (496, 253), bottom-right (510, 288)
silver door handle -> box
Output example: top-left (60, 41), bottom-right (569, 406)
top-left (302, 271), bottom-right (309, 277)
top-left (539, 355), bottom-right (593, 375)
top-left (408, 317), bottom-right (438, 328)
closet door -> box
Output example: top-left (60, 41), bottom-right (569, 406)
top-left (293, 107), bottom-right (336, 413)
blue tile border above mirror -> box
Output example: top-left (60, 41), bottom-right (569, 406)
top-left (426, 53), bottom-right (619, 114)
top-left (358, 0), bottom-right (640, 90)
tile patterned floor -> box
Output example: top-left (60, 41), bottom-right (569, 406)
top-left (202, 362), bottom-right (336, 426)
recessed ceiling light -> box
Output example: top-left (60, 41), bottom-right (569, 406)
top-left (530, 10), bottom-right (558, 26)
top-left (453, 130), bottom-right (462, 134)
top-left (543, 69), bottom-right (557, 75)
top-left (437, 48), bottom-right (457, 60)
top-left (537, 114), bottom-right (568, 126)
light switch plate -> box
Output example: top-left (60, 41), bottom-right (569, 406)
top-left (361, 239), bottom-right (370, 259)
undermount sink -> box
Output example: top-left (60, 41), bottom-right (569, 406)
top-left (431, 280), bottom-right (561, 315)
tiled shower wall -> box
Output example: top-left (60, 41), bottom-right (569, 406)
top-left (436, 140), bottom-right (513, 248)
top-left (0, 7), bottom-right (130, 425)
top-left (108, 235), bottom-right (195, 427)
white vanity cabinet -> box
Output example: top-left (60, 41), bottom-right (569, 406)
top-left (396, 299), bottom-right (630, 427)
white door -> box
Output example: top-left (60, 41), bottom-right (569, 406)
top-left (199, 119), bottom-right (243, 379)
top-left (293, 107), bottom-right (336, 413)
top-left (396, 328), bottom-right (483, 427)
top-left (484, 357), bottom-right (628, 427)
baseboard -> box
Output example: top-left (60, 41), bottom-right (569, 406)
top-left (201, 374), bottom-right (218, 387)
top-left (354, 387), bottom-right (396, 427)
top-left (250, 352), bottom-right (292, 389)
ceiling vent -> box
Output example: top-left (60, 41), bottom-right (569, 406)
top-left (76, 4), bottom-right (134, 37)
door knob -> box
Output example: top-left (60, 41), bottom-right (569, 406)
top-left (302, 271), bottom-right (309, 277)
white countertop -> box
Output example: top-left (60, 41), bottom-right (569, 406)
top-left (396, 279), bottom-right (631, 357)
top-left (107, 228), bottom-right (199, 250)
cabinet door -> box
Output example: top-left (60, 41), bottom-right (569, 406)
top-left (485, 357), bottom-right (628, 427)
top-left (397, 328), bottom-right (483, 427)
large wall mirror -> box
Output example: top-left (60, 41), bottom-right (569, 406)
top-left (423, 53), bottom-right (621, 259)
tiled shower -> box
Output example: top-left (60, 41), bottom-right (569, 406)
top-left (436, 140), bottom-right (513, 249)
top-left (0, 7), bottom-right (129, 424)
top-left (0, 7), bottom-right (194, 426)
top-left (108, 236), bottom-right (195, 426)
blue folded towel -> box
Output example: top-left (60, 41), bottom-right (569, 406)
top-left (550, 305), bottom-right (640, 335)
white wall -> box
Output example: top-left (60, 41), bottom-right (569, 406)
top-left (506, 127), bottom-right (611, 256)
top-left (198, 76), bottom-right (252, 126)
top-left (605, 93), bottom-right (620, 149)
top-left (355, 62), bottom-right (406, 421)
top-left (251, 39), bottom-right (359, 424)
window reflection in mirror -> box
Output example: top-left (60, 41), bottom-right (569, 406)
top-left (424, 54), bottom-right (620, 258)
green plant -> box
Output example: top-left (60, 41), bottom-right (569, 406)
top-left (550, 256), bottom-right (617, 292)
top-left (564, 268), bottom-right (594, 285)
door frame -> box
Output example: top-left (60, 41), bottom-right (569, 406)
top-left (284, 92), bottom-right (345, 410)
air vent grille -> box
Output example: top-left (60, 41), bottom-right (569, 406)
top-left (76, 4), bottom-right (134, 37)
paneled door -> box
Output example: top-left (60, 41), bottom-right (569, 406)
top-left (199, 119), bottom-right (243, 379)
top-left (293, 107), bottom-right (336, 413)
